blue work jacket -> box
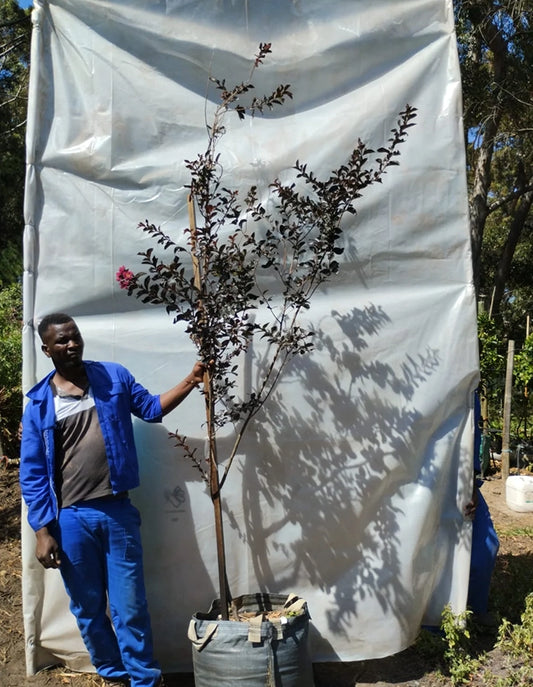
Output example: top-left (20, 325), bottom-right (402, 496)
top-left (20, 360), bottom-right (163, 531)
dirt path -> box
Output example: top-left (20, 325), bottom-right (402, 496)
top-left (479, 471), bottom-right (533, 529)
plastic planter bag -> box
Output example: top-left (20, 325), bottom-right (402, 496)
top-left (188, 594), bottom-right (314, 687)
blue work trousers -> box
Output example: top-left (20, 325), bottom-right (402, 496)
top-left (53, 498), bottom-right (161, 687)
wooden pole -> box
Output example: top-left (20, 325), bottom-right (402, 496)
top-left (188, 195), bottom-right (202, 295)
top-left (187, 194), bottom-right (230, 620)
top-left (501, 339), bottom-right (514, 483)
top-left (525, 316), bottom-right (530, 439)
top-left (488, 286), bottom-right (496, 319)
top-left (480, 385), bottom-right (489, 431)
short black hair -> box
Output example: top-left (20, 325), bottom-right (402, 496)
top-left (37, 313), bottom-right (74, 340)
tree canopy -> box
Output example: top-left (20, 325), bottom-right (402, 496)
top-left (0, 0), bottom-right (30, 286)
top-left (455, 0), bottom-right (533, 330)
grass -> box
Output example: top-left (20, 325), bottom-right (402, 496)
top-left (491, 526), bottom-right (533, 626)
top-left (412, 524), bottom-right (533, 686)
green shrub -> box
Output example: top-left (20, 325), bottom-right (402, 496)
top-left (0, 282), bottom-right (22, 457)
top-left (440, 605), bottom-right (481, 685)
top-left (497, 592), bottom-right (533, 657)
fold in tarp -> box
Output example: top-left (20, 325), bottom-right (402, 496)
top-left (22, 0), bottom-right (477, 674)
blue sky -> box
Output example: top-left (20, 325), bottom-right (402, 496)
top-left (18, 0), bottom-right (32, 8)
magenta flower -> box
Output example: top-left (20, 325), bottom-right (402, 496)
top-left (116, 265), bottom-right (134, 290)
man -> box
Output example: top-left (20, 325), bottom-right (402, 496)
top-left (20, 313), bottom-right (206, 687)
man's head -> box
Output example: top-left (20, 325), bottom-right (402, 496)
top-left (38, 313), bottom-right (84, 371)
top-left (37, 312), bottom-right (75, 341)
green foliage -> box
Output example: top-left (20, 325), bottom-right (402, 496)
top-left (455, 0), bottom-right (532, 132)
top-left (460, 1), bottom-right (533, 435)
top-left (440, 605), bottom-right (481, 685)
top-left (497, 526), bottom-right (533, 538)
top-left (477, 310), bottom-right (533, 438)
top-left (514, 335), bottom-right (533, 389)
top-left (497, 593), bottom-right (533, 657)
top-left (478, 583), bottom-right (533, 685)
top-left (477, 309), bottom-right (506, 432)
top-left (414, 607), bottom-right (480, 685)
top-left (455, 0), bottom-right (533, 315)
top-left (491, 532), bottom-right (533, 625)
top-left (478, 310), bottom-right (506, 387)
top-left (0, 239), bottom-right (23, 286)
top-left (413, 539), bottom-right (533, 686)
top-left (121, 45), bottom-right (416, 480)
top-left (118, 45), bottom-right (416, 616)
top-left (0, 281), bottom-right (22, 456)
top-left (0, 0), bottom-right (31, 285)
top-left (479, 666), bottom-right (533, 687)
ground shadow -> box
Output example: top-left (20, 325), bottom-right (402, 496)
top-left (491, 550), bottom-right (533, 623)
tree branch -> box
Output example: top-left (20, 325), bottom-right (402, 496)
top-left (488, 183), bottom-right (533, 215)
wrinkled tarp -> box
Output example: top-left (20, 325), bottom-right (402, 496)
top-left (22, 0), bottom-right (478, 674)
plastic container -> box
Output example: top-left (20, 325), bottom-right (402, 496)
top-left (505, 475), bottom-right (533, 512)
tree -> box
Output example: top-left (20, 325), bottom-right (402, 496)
top-left (455, 0), bottom-right (533, 316)
top-left (0, 0), bottom-right (31, 285)
top-left (118, 45), bottom-right (416, 620)
top-left (0, 281), bottom-right (22, 457)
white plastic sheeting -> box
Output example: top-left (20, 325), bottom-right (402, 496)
top-left (22, 0), bottom-right (478, 674)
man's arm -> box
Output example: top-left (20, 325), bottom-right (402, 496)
top-left (159, 361), bottom-right (207, 416)
top-left (20, 411), bottom-right (58, 532)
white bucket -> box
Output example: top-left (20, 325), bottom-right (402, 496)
top-left (505, 475), bottom-right (533, 513)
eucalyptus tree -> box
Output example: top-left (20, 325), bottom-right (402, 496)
top-left (0, 0), bottom-right (30, 285)
top-left (455, 0), bottom-right (532, 318)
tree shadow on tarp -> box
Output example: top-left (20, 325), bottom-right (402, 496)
top-left (230, 303), bottom-right (471, 641)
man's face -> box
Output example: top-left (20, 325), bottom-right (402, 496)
top-left (41, 320), bottom-right (84, 369)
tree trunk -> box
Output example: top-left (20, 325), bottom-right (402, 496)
top-left (469, 111), bottom-right (501, 292)
top-left (492, 184), bottom-right (533, 314)
top-left (502, 340), bottom-right (515, 483)
top-left (206, 373), bottom-right (231, 621)
top-left (467, 12), bottom-right (508, 294)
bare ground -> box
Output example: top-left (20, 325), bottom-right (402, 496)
top-left (1, 463), bottom-right (532, 687)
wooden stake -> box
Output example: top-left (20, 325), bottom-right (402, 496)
top-left (501, 339), bottom-right (514, 483)
top-left (187, 194), bottom-right (230, 620)
top-left (188, 195), bottom-right (202, 294)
